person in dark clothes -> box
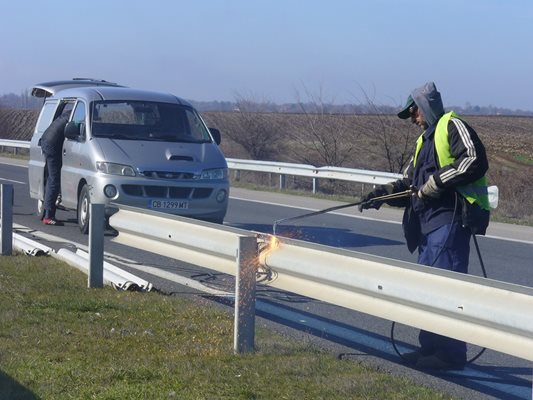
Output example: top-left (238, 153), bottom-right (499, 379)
top-left (40, 112), bottom-right (69, 225)
top-left (359, 82), bottom-right (490, 370)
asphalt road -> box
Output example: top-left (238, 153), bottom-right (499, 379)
top-left (2, 156), bottom-right (533, 400)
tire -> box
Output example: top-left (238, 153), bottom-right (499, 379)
top-left (37, 199), bottom-right (45, 220)
top-left (77, 184), bottom-right (90, 234)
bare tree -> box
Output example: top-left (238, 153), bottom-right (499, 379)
top-left (355, 89), bottom-right (419, 173)
top-left (286, 85), bottom-right (360, 167)
top-left (203, 94), bottom-right (285, 160)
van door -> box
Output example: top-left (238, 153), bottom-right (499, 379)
top-left (61, 100), bottom-right (88, 209)
top-left (28, 100), bottom-right (58, 199)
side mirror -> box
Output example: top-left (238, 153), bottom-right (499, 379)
top-left (64, 121), bottom-right (81, 140)
top-left (209, 127), bottom-right (221, 145)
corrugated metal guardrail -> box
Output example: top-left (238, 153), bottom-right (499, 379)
top-left (0, 139), bottom-right (30, 148)
top-left (5, 138), bottom-right (533, 362)
top-left (226, 158), bottom-right (402, 191)
top-left (109, 205), bottom-right (533, 362)
top-left (0, 139), bottom-right (401, 187)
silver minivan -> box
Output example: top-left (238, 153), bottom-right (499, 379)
top-left (29, 79), bottom-right (229, 233)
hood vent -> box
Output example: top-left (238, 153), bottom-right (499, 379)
top-left (168, 155), bottom-right (194, 161)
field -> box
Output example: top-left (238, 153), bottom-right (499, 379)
top-left (1, 108), bottom-right (532, 224)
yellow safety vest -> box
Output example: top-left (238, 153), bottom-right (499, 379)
top-left (413, 112), bottom-right (489, 210)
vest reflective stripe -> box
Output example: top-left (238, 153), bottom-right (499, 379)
top-left (413, 112), bottom-right (490, 210)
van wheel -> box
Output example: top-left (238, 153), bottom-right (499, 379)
top-left (78, 185), bottom-right (90, 234)
top-left (37, 199), bottom-right (45, 220)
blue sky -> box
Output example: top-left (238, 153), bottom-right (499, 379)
top-left (1, 0), bottom-right (533, 110)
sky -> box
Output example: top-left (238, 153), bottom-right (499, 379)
top-left (1, 0), bottom-right (533, 111)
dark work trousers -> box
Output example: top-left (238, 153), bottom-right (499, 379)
top-left (41, 142), bottom-right (62, 219)
top-left (417, 222), bottom-right (471, 364)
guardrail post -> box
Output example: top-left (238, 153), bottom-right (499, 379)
top-left (88, 203), bottom-right (105, 288)
top-left (313, 177), bottom-right (319, 194)
top-left (279, 174), bottom-right (286, 190)
top-left (1, 184), bottom-right (13, 255)
top-left (234, 170), bottom-right (241, 182)
top-left (234, 235), bottom-right (257, 354)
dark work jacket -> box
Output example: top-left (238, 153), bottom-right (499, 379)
top-left (411, 122), bottom-right (459, 235)
top-left (384, 82), bottom-right (488, 252)
top-left (383, 116), bottom-right (488, 252)
top-left (40, 115), bottom-right (69, 157)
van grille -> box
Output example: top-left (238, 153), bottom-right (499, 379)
top-left (138, 170), bottom-right (195, 179)
top-left (122, 185), bottom-right (212, 199)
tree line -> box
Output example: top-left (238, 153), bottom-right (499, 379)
top-left (1, 91), bottom-right (532, 116)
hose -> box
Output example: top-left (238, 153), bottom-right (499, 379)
top-left (273, 189), bottom-right (413, 235)
top-left (391, 192), bottom-right (488, 366)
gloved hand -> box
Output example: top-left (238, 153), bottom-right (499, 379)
top-left (418, 175), bottom-right (444, 200)
top-left (358, 184), bottom-right (393, 212)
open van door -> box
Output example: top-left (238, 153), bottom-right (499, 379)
top-left (31, 78), bottom-right (125, 98)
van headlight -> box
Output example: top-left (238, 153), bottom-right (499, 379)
top-left (198, 168), bottom-right (228, 180)
top-left (96, 162), bottom-right (136, 176)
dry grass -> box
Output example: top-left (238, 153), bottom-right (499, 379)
top-left (0, 254), bottom-right (452, 399)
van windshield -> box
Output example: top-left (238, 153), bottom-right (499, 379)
top-left (91, 101), bottom-right (212, 143)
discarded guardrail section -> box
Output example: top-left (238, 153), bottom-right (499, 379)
top-left (109, 205), bottom-right (533, 362)
top-left (55, 248), bottom-right (153, 292)
top-left (13, 232), bottom-right (51, 256)
top-left (9, 222), bottom-right (154, 292)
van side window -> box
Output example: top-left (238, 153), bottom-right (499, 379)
top-left (58, 101), bottom-right (75, 119)
top-left (71, 101), bottom-right (87, 138)
top-left (36, 102), bottom-right (58, 134)
top-left (72, 102), bottom-right (86, 124)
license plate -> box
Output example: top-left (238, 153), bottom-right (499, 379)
top-left (149, 200), bottom-right (189, 209)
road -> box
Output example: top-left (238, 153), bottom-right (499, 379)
top-left (2, 156), bottom-right (533, 399)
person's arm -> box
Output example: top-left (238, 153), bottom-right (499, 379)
top-left (434, 118), bottom-right (488, 189)
top-left (359, 159), bottom-right (413, 211)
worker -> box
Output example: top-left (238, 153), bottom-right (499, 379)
top-left (359, 82), bottom-right (490, 370)
top-left (40, 111), bottom-right (69, 226)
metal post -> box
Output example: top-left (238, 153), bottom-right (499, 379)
top-left (1, 184), bottom-right (13, 255)
top-left (313, 177), bottom-right (319, 194)
top-left (88, 203), bottom-right (105, 288)
top-left (279, 174), bottom-right (286, 190)
top-left (234, 170), bottom-right (241, 182)
top-left (234, 235), bottom-right (257, 354)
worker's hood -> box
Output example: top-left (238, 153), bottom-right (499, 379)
top-left (411, 82), bottom-right (445, 127)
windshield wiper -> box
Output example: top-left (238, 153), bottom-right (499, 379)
top-left (95, 133), bottom-right (137, 140)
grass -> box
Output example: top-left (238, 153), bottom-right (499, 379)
top-left (0, 254), bottom-right (453, 399)
top-left (513, 154), bottom-right (533, 166)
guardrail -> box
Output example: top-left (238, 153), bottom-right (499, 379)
top-left (0, 139), bottom-right (30, 156)
top-left (3, 138), bottom-right (532, 359)
top-left (226, 158), bottom-right (402, 191)
top-left (2, 143), bottom-right (533, 364)
top-left (0, 139), bottom-right (401, 189)
top-left (109, 205), bottom-right (533, 362)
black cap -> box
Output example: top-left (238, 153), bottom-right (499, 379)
top-left (397, 95), bottom-right (415, 119)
